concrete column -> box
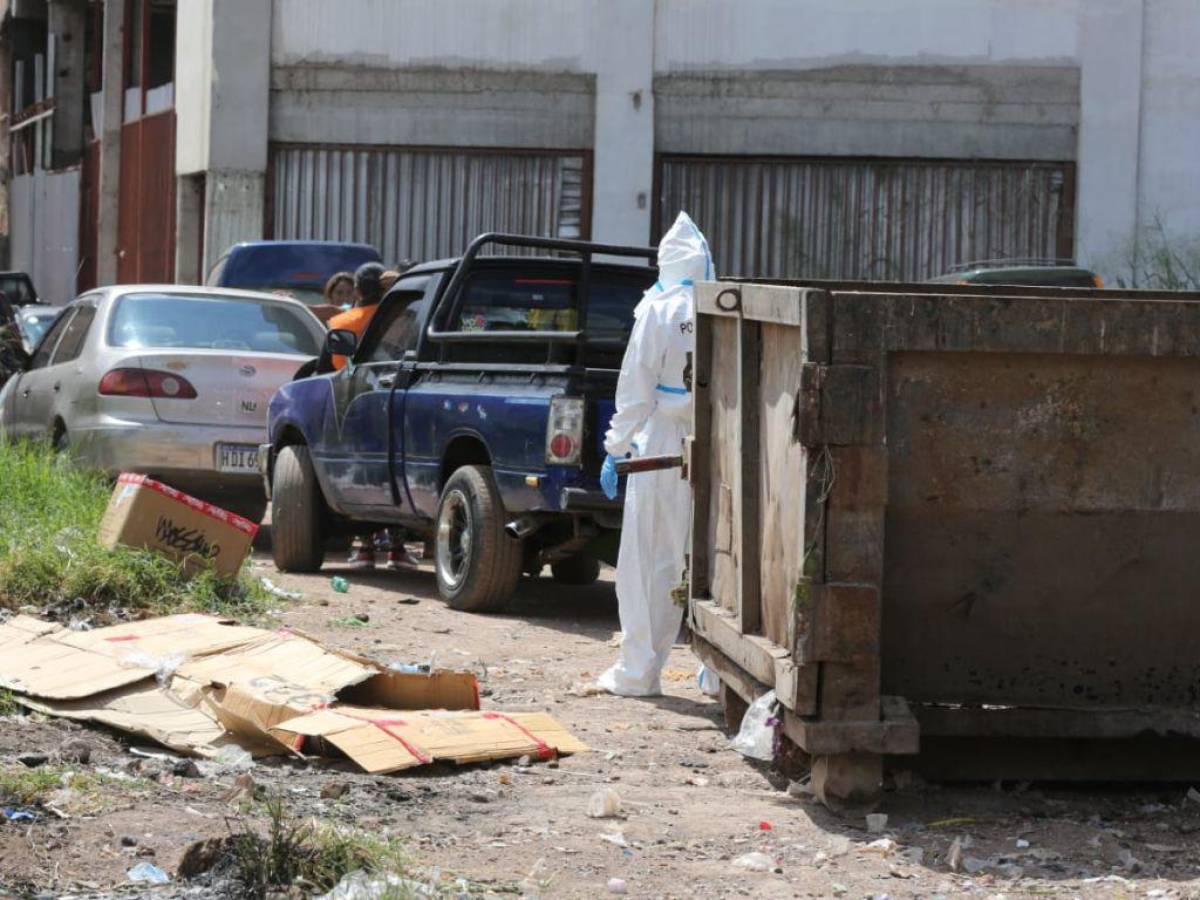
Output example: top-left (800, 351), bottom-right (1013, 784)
top-left (1076, 0), bottom-right (1145, 278)
top-left (589, 0), bottom-right (655, 248)
top-left (95, 0), bottom-right (124, 285)
top-left (174, 0), bottom-right (270, 276)
top-left (47, 0), bottom-right (87, 170)
top-left (174, 174), bottom-right (204, 284)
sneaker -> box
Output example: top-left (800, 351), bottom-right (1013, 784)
top-left (385, 547), bottom-right (420, 571)
top-left (346, 548), bottom-right (376, 570)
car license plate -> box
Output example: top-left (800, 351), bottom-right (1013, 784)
top-left (215, 443), bottom-right (260, 474)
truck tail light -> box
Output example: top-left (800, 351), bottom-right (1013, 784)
top-left (99, 368), bottom-right (198, 399)
top-left (546, 396), bottom-right (584, 466)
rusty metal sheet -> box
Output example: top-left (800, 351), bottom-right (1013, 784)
top-left (658, 155), bottom-right (1072, 281)
top-left (883, 350), bottom-right (1200, 708)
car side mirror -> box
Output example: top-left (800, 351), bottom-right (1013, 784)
top-left (324, 328), bottom-right (357, 358)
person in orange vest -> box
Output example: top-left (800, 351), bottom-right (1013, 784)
top-left (329, 263), bottom-right (386, 371)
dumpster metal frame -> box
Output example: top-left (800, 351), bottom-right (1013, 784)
top-left (688, 278), bottom-right (1200, 809)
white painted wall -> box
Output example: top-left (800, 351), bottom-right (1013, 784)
top-left (251, 0), bottom-right (1200, 278)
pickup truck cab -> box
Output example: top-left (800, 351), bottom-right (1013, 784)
top-left (260, 234), bottom-right (656, 612)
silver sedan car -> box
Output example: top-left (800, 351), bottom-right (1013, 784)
top-left (0, 285), bottom-right (326, 522)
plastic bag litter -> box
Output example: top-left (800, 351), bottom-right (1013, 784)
top-left (260, 577), bottom-right (303, 601)
top-left (730, 690), bottom-right (778, 761)
top-left (211, 745), bottom-right (254, 773)
top-left (696, 664), bottom-right (720, 697)
top-left (127, 862), bottom-right (170, 884)
top-left (118, 650), bottom-right (185, 685)
top-left (731, 851), bottom-right (775, 872)
top-left (318, 870), bottom-right (436, 899)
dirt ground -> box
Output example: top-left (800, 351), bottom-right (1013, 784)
top-left (4, 548), bottom-right (1200, 898)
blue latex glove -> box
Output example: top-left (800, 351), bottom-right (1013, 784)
top-left (600, 454), bottom-right (620, 500)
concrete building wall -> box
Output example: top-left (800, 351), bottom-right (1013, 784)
top-left (174, 0), bottom-right (270, 277)
top-left (229, 0), bottom-right (1200, 280)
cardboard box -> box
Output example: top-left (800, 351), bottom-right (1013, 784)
top-left (98, 473), bottom-right (258, 578)
top-left (0, 615), bottom-right (587, 769)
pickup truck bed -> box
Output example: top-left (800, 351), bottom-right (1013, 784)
top-left (261, 234), bottom-right (656, 612)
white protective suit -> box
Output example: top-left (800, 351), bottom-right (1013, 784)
top-left (597, 211), bottom-right (713, 697)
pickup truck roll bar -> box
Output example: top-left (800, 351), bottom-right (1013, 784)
top-left (424, 233), bottom-right (657, 367)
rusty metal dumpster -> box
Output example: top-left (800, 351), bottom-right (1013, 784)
top-left (687, 278), bottom-right (1200, 809)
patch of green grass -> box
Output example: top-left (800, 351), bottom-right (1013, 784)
top-left (0, 689), bottom-right (18, 716)
top-left (229, 795), bottom-right (414, 899)
top-left (328, 615), bottom-right (371, 629)
top-left (0, 765), bottom-right (62, 806)
top-left (0, 442), bottom-right (271, 621)
top-left (0, 763), bottom-right (154, 812)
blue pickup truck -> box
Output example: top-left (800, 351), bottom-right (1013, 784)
top-left (259, 235), bottom-right (657, 611)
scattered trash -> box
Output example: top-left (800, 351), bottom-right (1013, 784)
top-left (388, 662), bottom-right (430, 675)
top-left (961, 856), bottom-right (990, 875)
top-left (331, 576), bottom-right (350, 593)
top-left (758, 820), bottom-right (773, 831)
top-left (126, 862), bottom-right (170, 885)
top-left (730, 690), bottom-right (778, 761)
top-left (696, 664), bottom-right (720, 696)
top-left (607, 877), bottom-right (628, 894)
top-left (398, 597), bottom-right (421, 605)
top-left (866, 813), bottom-right (888, 833)
top-left (260, 577), bottom-right (303, 601)
top-left (947, 837), bottom-right (964, 872)
top-left (1, 808), bottom-right (35, 823)
top-left (929, 816), bottom-right (976, 828)
top-left (685, 775), bottom-right (710, 787)
top-left (859, 838), bottom-right (897, 856)
top-left (330, 615), bottom-right (370, 628)
top-left (731, 851), bottom-right (775, 872)
top-left (787, 778), bottom-right (814, 799)
top-left (173, 759), bottom-right (202, 778)
top-left (318, 870), bottom-right (434, 899)
top-left (1015, 838), bottom-right (1030, 849)
top-left (16, 752), bottom-right (48, 768)
top-left (587, 788), bottom-right (622, 819)
top-left (830, 884), bottom-right (848, 896)
top-left (100, 474), bottom-right (257, 577)
top-left (598, 830), bottom-right (629, 849)
top-left (213, 746), bottom-right (254, 773)
top-left (899, 846), bottom-right (924, 865)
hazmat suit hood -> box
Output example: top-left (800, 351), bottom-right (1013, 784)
top-left (644, 211), bottom-right (712, 305)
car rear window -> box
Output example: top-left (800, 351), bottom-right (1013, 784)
top-left (107, 293), bottom-right (321, 356)
top-left (0, 275), bottom-right (36, 306)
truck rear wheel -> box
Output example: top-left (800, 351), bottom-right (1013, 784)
top-left (271, 444), bottom-right (325, 573)
top-left (435, 465), bottom-right (522, 612)
top-left (551, 553), bottom-right (601, 586)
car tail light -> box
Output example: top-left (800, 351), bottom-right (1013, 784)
top-left (98, 368), bottom-right (198, 399)
top-left (546, 396), bottom-right (584, 466)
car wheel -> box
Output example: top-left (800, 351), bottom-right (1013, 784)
top-left (550, 553), bottom-right (601, 586)
top-left (435, 465), bottom-right (522, 612)
top-left (271, 444), bottom-right (325, 573)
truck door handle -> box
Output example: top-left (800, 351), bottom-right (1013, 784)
top-left (378, 374), bottom-right (395, 389)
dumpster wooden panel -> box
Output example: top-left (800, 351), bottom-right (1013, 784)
top-left (690, 278), bottom-right (1200, 809)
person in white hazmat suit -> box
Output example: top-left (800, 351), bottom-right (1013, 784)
top-left (597, 211), bottom-right (713, 697)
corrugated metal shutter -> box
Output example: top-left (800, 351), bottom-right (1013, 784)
top-left (657, 156), bottom-right (1073, 281)
top-left (269, 145), bottom-right (590, 263)
top-left (10, 167), bottom-right (81, 306)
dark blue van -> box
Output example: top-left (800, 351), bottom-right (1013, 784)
top-left (207, 241), bottom-right (383, 309)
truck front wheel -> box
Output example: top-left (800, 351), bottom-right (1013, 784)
top-left (271, 444), bottom-right (326, 573)
top-left (435, 465), bottom-right (523, 612)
